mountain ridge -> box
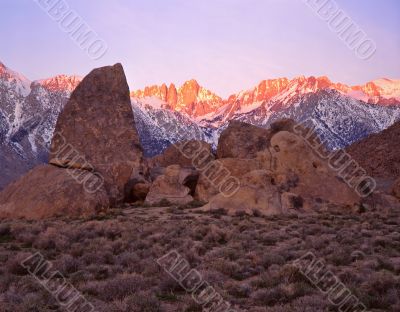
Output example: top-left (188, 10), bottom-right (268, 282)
top-left (131, 76), bottom-right (400, 127)
top-left (1, 60), bottom-right (400, 190)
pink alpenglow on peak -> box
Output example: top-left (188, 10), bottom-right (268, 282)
top-left (34, 75), bottom-right (83, 93)
top-left (131, 76), bottom-right (400, 118)
top-left (131, 79), bottom-right (223, 117)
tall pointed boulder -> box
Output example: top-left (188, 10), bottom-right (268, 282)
top-left (50, 63), bottom-right (146, 203)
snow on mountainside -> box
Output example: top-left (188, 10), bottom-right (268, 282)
top-left (0, 63), bottom-right (81, 189)
top-left (1, 60), bottom-right (400, 190)
top-left (233, 89), bottom-right (400, 149)
top-left (0, 62), bottom-right (31, 136)
top-left (35, 75), bottom-right (82, 93)
top-left (0, 61), bottom-right (31, 97)
top-left (132, 99), bottom-right (216, 157)
top-left (135, 76), bottom-right (400, 124)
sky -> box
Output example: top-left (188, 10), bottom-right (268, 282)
top-left (1, 0), bottom-right (399, 97)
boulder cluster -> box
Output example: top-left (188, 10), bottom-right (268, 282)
top-left (0, 64), bottom-right (146, 219)
top-left (0, 64), bottom-right (392, 220)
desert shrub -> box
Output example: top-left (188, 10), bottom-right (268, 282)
top-left (6, 252), bottom-right (31, 276)
top-left (261, 253), bottom-right (285, 268)
top-left (211, 259), bottom-right (244, 280)
top-left (82, 274), bottom-right (149, 301)
top-left (181, 200), bottom-right (206, 209)
top-left (158, 199), bottom-right (173, 207)
top-left (251, 271), bottom-right (280, 289)
top-left (250, 209), bottom-right (262, 217)
top-left (252, 286), bottom-right (287, 306)
top-left (204, 226), bottom-right (230, 246)
top-left (209, 208), bottom-right (228, 216)
top-left (326, 246), bottom-right (353, 266)
top-left (158, 274), bottom-right (182, 293)
top-left (376, 256), bottom-right (395, 272)
top-left (360, 271), bottom-right (400, 309)
top-left (0, 273), bottom-right (17, 292)
top-left (278, 265), bottom-right (312, 285)
top-left (115, 252), bottom-right (141, 270)
top-left (226, 281), bottom-right (251, 298)
top-left (126, 291), bottom-right (162, 311)
top-left (32, 227), bottom-right (61, 251)
top-left (260, 233), bottom-right (278, 246)
top-left (54, 254), bottom-right (81, 275)
top-left (183, 300), bottom-right (203, 312)
top-left (0, 224), bottom-right (13, 244)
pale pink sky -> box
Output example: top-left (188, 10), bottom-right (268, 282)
top-left (1, 0), bottom-right (399, 97)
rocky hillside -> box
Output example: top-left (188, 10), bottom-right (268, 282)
top-left (347, 121), bottom-right (400, 182)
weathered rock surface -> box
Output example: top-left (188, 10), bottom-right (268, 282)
top-left (49, 158), bottom-right (94, 171)
top-left (347, 121), bottom-right (400, 181)
top-left (194, 158), bottom-right (263, 202)
top-left (269, 131), bottom-right (360, 210)
top-left (149, 140), bottom-right (214, 169)
top-left (145, 165), bottom-right (199, 205)
top-left (216, 121), bottom-right (272, 159)
top-left (128, 181), bottom-right (151, 202)
top-left (0, 165), bottom-right (109, 220)
top-left (200, 121), bottom-right (362, 216)
top-left (50, 63), bottom-right (145, 203)
top-left (201, 170), bottom-right (282, 216)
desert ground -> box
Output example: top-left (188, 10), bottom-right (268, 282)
top-left (0, 202), bottom-right (399, 312)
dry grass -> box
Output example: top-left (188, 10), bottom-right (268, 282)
top-left (0, 204), bottom-right (399, 311)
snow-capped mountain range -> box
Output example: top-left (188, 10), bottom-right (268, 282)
top-left (1, 60), bottom-right (400, 189)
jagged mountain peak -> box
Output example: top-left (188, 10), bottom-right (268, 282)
top-left (0, 61), bottom-right (31, 98)
top-left (182, 78), bottom-right (200, 87)
top-left (132, 79), bottom-right (223, 117)
top-left (33, 75), bottom-right (82, 93)
top-left (132, 75), bottom-right (400, 120)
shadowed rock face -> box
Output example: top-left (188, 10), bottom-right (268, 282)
top-left (347, 121), bottom-right (400, 183)
top-left (0, 165), bottom-right (109, 220)
top-left (148, 140), bottom-right (214, 169)
top-left (145, 165), bottom-right (198, 206)
top-left (50, 63), bottom-right (145, 202)
top-left (217, 121), bottom-right (272, 159)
